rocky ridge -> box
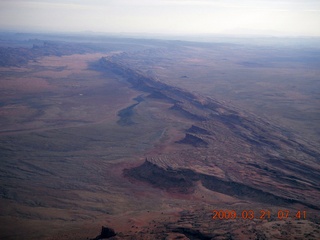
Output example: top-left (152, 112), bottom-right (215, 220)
top-left (98, 56), bottom-right (320, 210)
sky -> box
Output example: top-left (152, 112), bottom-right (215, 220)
top-left (1, 0), bottom-right (320, 36)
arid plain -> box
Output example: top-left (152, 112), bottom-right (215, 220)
top-left (0, 34), bottom-right (320, 239)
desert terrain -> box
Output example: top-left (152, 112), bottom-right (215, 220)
top-left (0, 33), bottom-right (319, 239)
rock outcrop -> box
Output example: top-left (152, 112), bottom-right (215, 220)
top-left (92, 226), bottom-right (116, 240)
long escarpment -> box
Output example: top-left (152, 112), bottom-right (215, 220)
top-left (98, 56), bottom-right (320, 210)
top-left (125, 159), bottom-right (319, 210)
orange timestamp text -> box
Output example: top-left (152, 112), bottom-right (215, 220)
top-left (212, 209), bottom-right (307, 220)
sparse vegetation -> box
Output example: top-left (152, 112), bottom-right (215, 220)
top-left (0, 33), bottom-right (319, 240)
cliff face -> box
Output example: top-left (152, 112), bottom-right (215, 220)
top-left (176, 133), bottom-right (208, 147)
top-left (125, 159), bottom-right (319, 210)
top-left (124, 160), bottom-right (197, 194)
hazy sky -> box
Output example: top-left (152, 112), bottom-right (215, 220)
top-left (1, 0), bottom-right (320, 36)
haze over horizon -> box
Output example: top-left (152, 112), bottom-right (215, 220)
top-left (1, 0), bottom-right (320, 37)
